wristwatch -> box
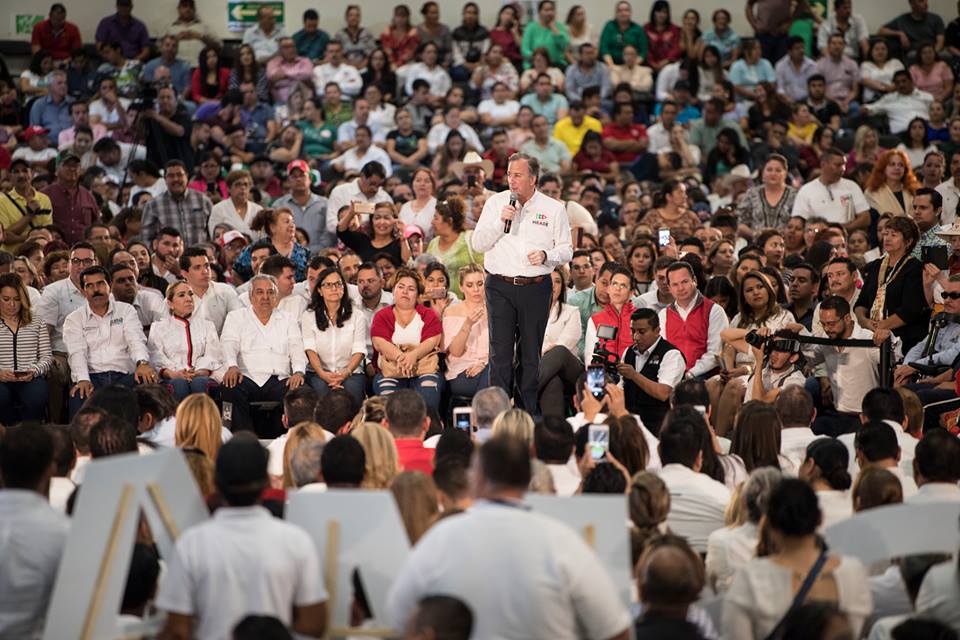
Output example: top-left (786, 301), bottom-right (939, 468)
top-left (136, 359), bottom-right (149, 368)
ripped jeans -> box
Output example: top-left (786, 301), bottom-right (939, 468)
top-left (373, 373), bottom-right (442, 412)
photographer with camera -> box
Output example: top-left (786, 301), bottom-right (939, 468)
top-left (142, 84), bottom-right (193, 174)
top-left (615, 308), bottom-right (685, 436)
top-left (583, 265), bottom-right (636, 370)
top-left (744, 329), bottom-right (806, 403)
top-left (0, 159), bottom-right (54, 254)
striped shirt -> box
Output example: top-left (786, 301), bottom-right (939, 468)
top-left (0, 317), bottom-right (53, 376)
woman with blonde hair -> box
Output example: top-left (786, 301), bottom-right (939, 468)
top-left (628, 471), bottom-right (671, 560)
top-left (281, 422), bottom-right (328, 489)
top-left (175, 393), bottom-right (226, 461)
top-left (351, 421), bottom-right (400, 489)
top-left (864, 149), bottom-right (919, 218)
top-left (390, 471), bottom-right (440, 544)
top-left (442, 264), bottom-right (488, 398)
top-left (491, 408), bottom-right (535, 447)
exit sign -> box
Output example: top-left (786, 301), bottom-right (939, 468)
top-left (227, 2), bottom-right (284, 32)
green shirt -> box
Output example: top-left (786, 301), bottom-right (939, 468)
top-left (567, 285), bottom-right (604, 358)
top-left (297, 120), bottom-right (337, 157)
top-left (521, 21), bottom-right (570, 68)
top-left (598, 20), bottom-right (648, 65)
top-left (425, 230), bottom-right (483, 299)
top-left (323, 103), bottom-right (353, 130)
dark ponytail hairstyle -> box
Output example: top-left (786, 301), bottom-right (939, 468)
top-left (805, 438), bottom-right (852, 491)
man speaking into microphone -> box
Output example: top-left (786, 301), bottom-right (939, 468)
top-left (471, 152), bottom-right (572, 414)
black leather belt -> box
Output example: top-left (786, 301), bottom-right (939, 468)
top-left (485, 271), bottom-right (548, 286)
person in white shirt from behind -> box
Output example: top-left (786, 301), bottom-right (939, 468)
top-left (386, 435), bottom-right (633, 640)
top-left (62, 266), bottom-right (159, 419)
top-left (207, 169), bottom-right (262, 239)
top-left (655, 414), bottom-right (732, 553)
top-left (839, 387), bottom-right (918, 481)
top-left (774, 384), bottom-right (823, 470)
top-left (799, 438), bottom-right (853, 531)
top-left (722, 478), bottom-right (872, 639)
top-left (312, 40), bottom-right (362, 97)
top-left (0, 426), bottom-right (70, 640)
top-left (706, 467), bottom-right (783, 594)
top-left (853, 422), bottom-right (918, 498)
top-left (219, 274), bottom-right (308, 435)
top-left (301, 266), bottom-right (367, 406)
top-left (792, 147), bottom-right (871, 230)
top-left (908, 428), bottom-right (960, 503)
top-left (147, 281), bottom-right (223, 402)
top-left (535, 415), bottom-right (581, 496)
top-left (180, 247), bottom-right (243, 334)
top-left (156, 435), bottom-right (328, 640)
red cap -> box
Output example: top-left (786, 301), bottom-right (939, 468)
top-left (286, 159), bottom-right (311, 185)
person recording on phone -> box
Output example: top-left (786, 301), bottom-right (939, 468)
top-left (471, 152), bottom-right (572, 414)
top-left (615, 308), bottom-right (685, 437)
top-left (743, 329), bottom-right (806, 403)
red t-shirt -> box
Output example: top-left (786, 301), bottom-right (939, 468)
top-left (601, 122), bottom-right (649, 163)
top-left (395, 438), bottom-right (434, 475)
top-left (31, 20), bottom-right (82, 60)
top-left (573, 148), bottom-right (617, 174)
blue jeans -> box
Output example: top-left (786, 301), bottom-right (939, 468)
top-left (373, 373), bottom-right (442, 412)
top-left (307, 372), bottom-right (366, 407)
top-left (0, 378), bottom-right (48, 424)
top-left (68, 371), bottom-right (136, 419)
top-left (447, 365), bottom-right (490, 399)
top-left (167, 376), bottom-right (214, 402)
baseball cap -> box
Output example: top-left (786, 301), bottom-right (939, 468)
top-left (215, 434), bottom-right (268, 491)
top-left (287, 159), bottom-right (311, 184)
top-left (22, 126), bottom-right (49, 141)
top-left (219, 229), bottom-right (249, 248)
top-left (403, 224), bottom-right (424, 239)
top-left (56, 150), bottom-right (81, 168)
top-left (9, 157), bottom-right (29, 170)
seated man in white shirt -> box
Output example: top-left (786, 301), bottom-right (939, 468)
top-left (534, 415), bottom-right (581, 496)
top-left (180, 246), bottom-right (243, 334)
top-left (156, 435), bottom-right (328, 640)
top-left (854, 421), bottom-right (918, 498)
top-left (792, 148), bottom-right (870, 230)
top-left (311, 40), bottom-right (362, 97)
top-left (774, 384), bottom-right (822, 469)
top-left (0, 426), bottom-right (70, 640)
top-left (239, 255), bottom-right (306, 318)
top-left (63, 266), bottom-right (159, 419)
top-left (908, 428), bottom-right (960, 503)
top-left (108, 264), bottom-right (167, 333)
top-left (331, 125), bottom-right (393, 177)
top-left (656, 414), bottom-right (732, 553)
top-left (220, 274), bottom-right (307, 437)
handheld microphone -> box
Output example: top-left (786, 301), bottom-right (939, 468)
top-left (505, 192), bottom-right (517, 234)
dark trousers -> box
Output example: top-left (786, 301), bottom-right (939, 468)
top-left (220, 375), bottom-right (287, 438)
top-left (538, 346), bottom-right (582, 418)
top-left (805, 376), bottom-right (860, 437)
top-left (485, 275), bottom-right (552, 414)
top-left (68, 371), bottom-right (136, 419)
top-left (0, 379), bottom-right (48, 424)
top-left (757, 32), bottom-right (789, 64)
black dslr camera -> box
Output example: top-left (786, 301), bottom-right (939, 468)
top-left (744, 329), bottom-right (801, 354)
top-left (129, 82), bottom-right (159, 112)
top-left (591, 324), bottom-right (621, 383)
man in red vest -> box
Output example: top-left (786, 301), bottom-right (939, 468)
top-left (658, 262), bottom-right (729, 378)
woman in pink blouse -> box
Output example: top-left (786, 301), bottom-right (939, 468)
top-left (441, 264), bottom-right (489, 398)
top-left (910, 43), bottom-right (954, 102)
top-left (371, 267), bottom-right (442, 410)
top-left (644, 0), bottom-right (683, 73)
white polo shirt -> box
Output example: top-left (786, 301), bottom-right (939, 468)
top-left (386, 500), bottom-right (632, 640)
top-left (656, 463), bottom-right (732, 552)
top-left (155, 505), bottom-right (326, 640)
top-left (62, 298), bottom-right (150, 382)
top-left (792, 177), bottom-right (870, 225)
top-left (472, 189), bottom-right (572, 278)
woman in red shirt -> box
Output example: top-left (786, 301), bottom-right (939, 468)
top-left (573, 132), bottom-right (620, 181)
top-left (191, 46), bottom-right (230, 104)
top-left (644, 0), bottom-right (682, 73)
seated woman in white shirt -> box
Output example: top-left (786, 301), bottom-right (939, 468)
top-left (799, 438), bottom-right (853, 531)
top-left (403, 42), bottom-right (452, 106)
top-left (442, 264), bottom-right (489, 399)
top-left (148, 282), bottom-right (224, 402)
top-left (706, 466), bottom-right (782, 593)
top-left (538, 266), bottom-right (582, 418)
top-left (301, 267), bottom-right (367, 406)
top-left (708, 270), bottom-right (796, 437)
top-left (207, 169), bottom-right (262, 240)
top-left (723, 478), bottom-right (872, 639)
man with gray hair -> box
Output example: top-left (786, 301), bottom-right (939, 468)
top-left (471, 386), bottom-right (512, 442)
top-left (220, 274), bottom-right (307, 437)
top-left (290, 440), bottom-right (326, 490)
top-left (472, 152), bottom-right (572, 415)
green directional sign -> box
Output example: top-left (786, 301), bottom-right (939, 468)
top-left (227, 2), bottom-right (284, 32)
top-left (15, 14), bottom-right (44, 36)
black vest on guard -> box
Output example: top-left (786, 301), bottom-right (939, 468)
top-left (623, 338), bottom-right (684, 437)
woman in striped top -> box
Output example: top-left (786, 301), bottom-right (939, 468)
top-left (0, 273), bottom-right (52, 424)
